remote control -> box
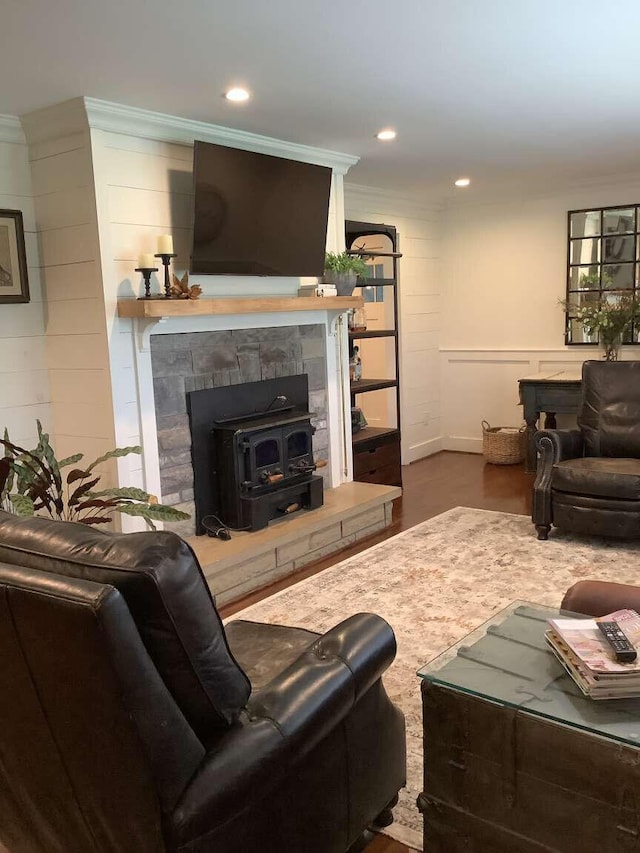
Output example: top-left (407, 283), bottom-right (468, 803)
top-left (597, 621), bottom-right (638, 663)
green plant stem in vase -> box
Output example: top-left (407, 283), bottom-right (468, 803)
top-left (560, 293), bottom-right (639, 361)
top-left (600, 330), bottom-right (623, 362)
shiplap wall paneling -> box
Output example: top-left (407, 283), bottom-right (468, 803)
top-left (25, 121), bottom-right (116, 473)
top-left (0, 126), bottom-right (52, 450)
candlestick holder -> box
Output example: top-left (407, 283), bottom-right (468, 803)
top-left (154, 252), bottom-right (178, 299)
top-left (135, 266), bottom-right (159, 299)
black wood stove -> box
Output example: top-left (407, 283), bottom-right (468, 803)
top-left (188, 375), bottom-right (323, 533)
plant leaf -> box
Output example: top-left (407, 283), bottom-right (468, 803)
top-left (68, 477), bottom-right (100, 506)
top-left (76, 498), bottom-right (120, 511)
top-left (66, 468), bottom-right (90, 485)
top-left (37, 428), bottom-right (62, 495)
top-left (85, 446), bottom-right (142, 473)
top-left (86, 486), bottom-right (151, 502)
top-left (115, 503), bottom-right (190, 522)
top-left (0, 457), bottom-right (11, 497)
top-left (76, 516), bottom-right (113, 525)
top-left (9, 494), bottom-right (35, 516)
top-left (59, 453), bottom-right (84, 468)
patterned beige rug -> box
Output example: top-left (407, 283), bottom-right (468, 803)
top-left (229, 506), bottom-right (640, 850)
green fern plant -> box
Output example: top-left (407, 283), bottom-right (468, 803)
top-left (0, 421), bottom-right (190, 529)
top-left (324, 251), bottom-right (369, 278)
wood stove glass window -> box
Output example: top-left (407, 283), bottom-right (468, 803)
top-left (288, 431), bottom-right (310, 458)
top-left (255, 438), bottom-right (280, 468)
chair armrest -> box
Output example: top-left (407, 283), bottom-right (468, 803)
top-left (561, 580), bottom-right (640, 617)
top-left (247, 612), bottom-right (397, 752)
top-left (170, 614), bottom-right (397, 845)
top-left (536, 428), bottom-right (584, 463)
top-left (532, 429), bottom-right (584, 527)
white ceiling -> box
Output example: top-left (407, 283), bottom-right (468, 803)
top-left (4, 0), bottom-right (640, 203)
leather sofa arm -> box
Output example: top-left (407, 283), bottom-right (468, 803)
top-left (170, 614), bottom-right (397, 846)
top-left (561, 580), bottom-right (640, 617)
top-left (532, 429), bottom-right (584, 532)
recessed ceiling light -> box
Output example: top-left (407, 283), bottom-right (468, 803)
top-left (454, 177), bottom-right (471, 187)
top-left (225, 87), bottom-right (250, 103)
top-left (376, 129), bottom-right (396, 141)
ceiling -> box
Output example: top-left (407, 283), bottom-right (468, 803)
top-left (4, 0), bottom-right (640, 203)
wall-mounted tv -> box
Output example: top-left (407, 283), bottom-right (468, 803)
top-left (190, 140), bottom-right (332, 277)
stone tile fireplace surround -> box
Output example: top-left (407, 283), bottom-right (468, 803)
top-left (150, 323), bottom-right (329, 538)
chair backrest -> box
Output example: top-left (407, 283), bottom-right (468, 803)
top-left (0, 563), bottom-right (205, 853)
top-left (0, 512), bottom-right (250, 740)
top-left (578, 360), bottom-right (640, 457)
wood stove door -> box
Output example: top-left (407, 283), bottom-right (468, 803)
top-left (283, 424), bottom-right (314, 476)
top-left (246, 428), bottom-right (284, 487)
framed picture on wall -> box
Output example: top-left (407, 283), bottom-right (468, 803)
top-left (0, 209), bottom-right (29, 304)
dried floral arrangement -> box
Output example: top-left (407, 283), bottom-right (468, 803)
top-left (0, 421), bottom-right (190, 528)
top-left (171, 272), bottom-right (202, 299)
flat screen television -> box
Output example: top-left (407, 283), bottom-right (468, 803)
top-left (190, 140), bottom-right (332, 277)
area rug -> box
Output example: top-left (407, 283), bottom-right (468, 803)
top-left (228, 507), bottom-right (640, 850)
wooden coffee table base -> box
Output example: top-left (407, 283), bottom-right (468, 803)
top-left (419, 681), bottom-right (640, 853)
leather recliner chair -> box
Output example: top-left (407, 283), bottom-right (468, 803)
top-left (533, 360), bottom-right (640, 540)
top-left (0, 511), bottom-right (406, 853)
top-left (562, 579), bottom-right (640, 617)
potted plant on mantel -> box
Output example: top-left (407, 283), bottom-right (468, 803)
top-left (323, 252), bottom-right (369, 296)
top-left (0, 421), bottom-right (190, 529)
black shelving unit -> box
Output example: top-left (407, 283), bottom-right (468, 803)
top-left (346, 221), bottom-right (402, 488)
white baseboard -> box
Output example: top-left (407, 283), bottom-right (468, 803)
top-left (442, 436), bottom-right (483, 454)
top-left (403, 436), bottom-right (443, 464)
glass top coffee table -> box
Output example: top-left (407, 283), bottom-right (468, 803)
top-left (418, 600), bottom-right (640, 748)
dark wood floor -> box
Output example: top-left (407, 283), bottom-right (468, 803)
top-left (220, 451), bottom-right (535, 852)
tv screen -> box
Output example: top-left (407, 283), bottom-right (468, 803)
top-left (191, 141), bottom-right (332, 277)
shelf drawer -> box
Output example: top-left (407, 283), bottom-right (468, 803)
top-left (353, 435), bottom-right (401, 477)
top-left (356, 462), bottom-right (402, 487)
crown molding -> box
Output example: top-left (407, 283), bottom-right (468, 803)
top-left (0, 115), bottom-right (25, 145)
top-left (83, 98), bottom-right (360, 174)
top-left (444, 169), bottom-right (640, 211)
top-left (20, 98), bottom-right (89, 146)
top-left (345, 182), bottom-right (443, 216)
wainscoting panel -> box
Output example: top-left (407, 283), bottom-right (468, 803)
top-left (440, 348), bottom-right (614, 453)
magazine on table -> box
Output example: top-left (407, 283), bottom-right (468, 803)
top-left (547, 609), bottom-right (640, 675)
top-left (545, 630), bottom-right (640, 699)
top-left (546, 609), bottom-right (640, 699)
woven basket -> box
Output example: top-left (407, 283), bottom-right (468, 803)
top-left (481, 420), bottom-right (526, 465)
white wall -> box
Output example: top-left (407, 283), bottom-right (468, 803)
top-left (344, 184), bottom-right (442, 463)
top-left (21, 102), bottom-right (117, 474)
top-left (0, 117), bottom-right (51, 450)
top-left (441, 178), bottom-right (640, 451)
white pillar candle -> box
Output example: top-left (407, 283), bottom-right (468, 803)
top-left (157, 234), bottom-right (174, 254)
top-left (138, 253), bottom-right (155, 268)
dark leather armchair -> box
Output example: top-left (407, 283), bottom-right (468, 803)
top-left (533, 360), bottom-right (640, 540)
top-left (561, 579), bottom-right (640, 617)
top-left (0, 511), bottom-right (405, 853)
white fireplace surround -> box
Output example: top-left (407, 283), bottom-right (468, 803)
top-left (124, 304), bottom-right (354, 531)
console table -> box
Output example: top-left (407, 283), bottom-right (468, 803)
top-left (518, 369), bottom-right (582, 472)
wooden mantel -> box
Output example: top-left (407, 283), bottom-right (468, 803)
top-left (117, 295), bottom-right (363, 319)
